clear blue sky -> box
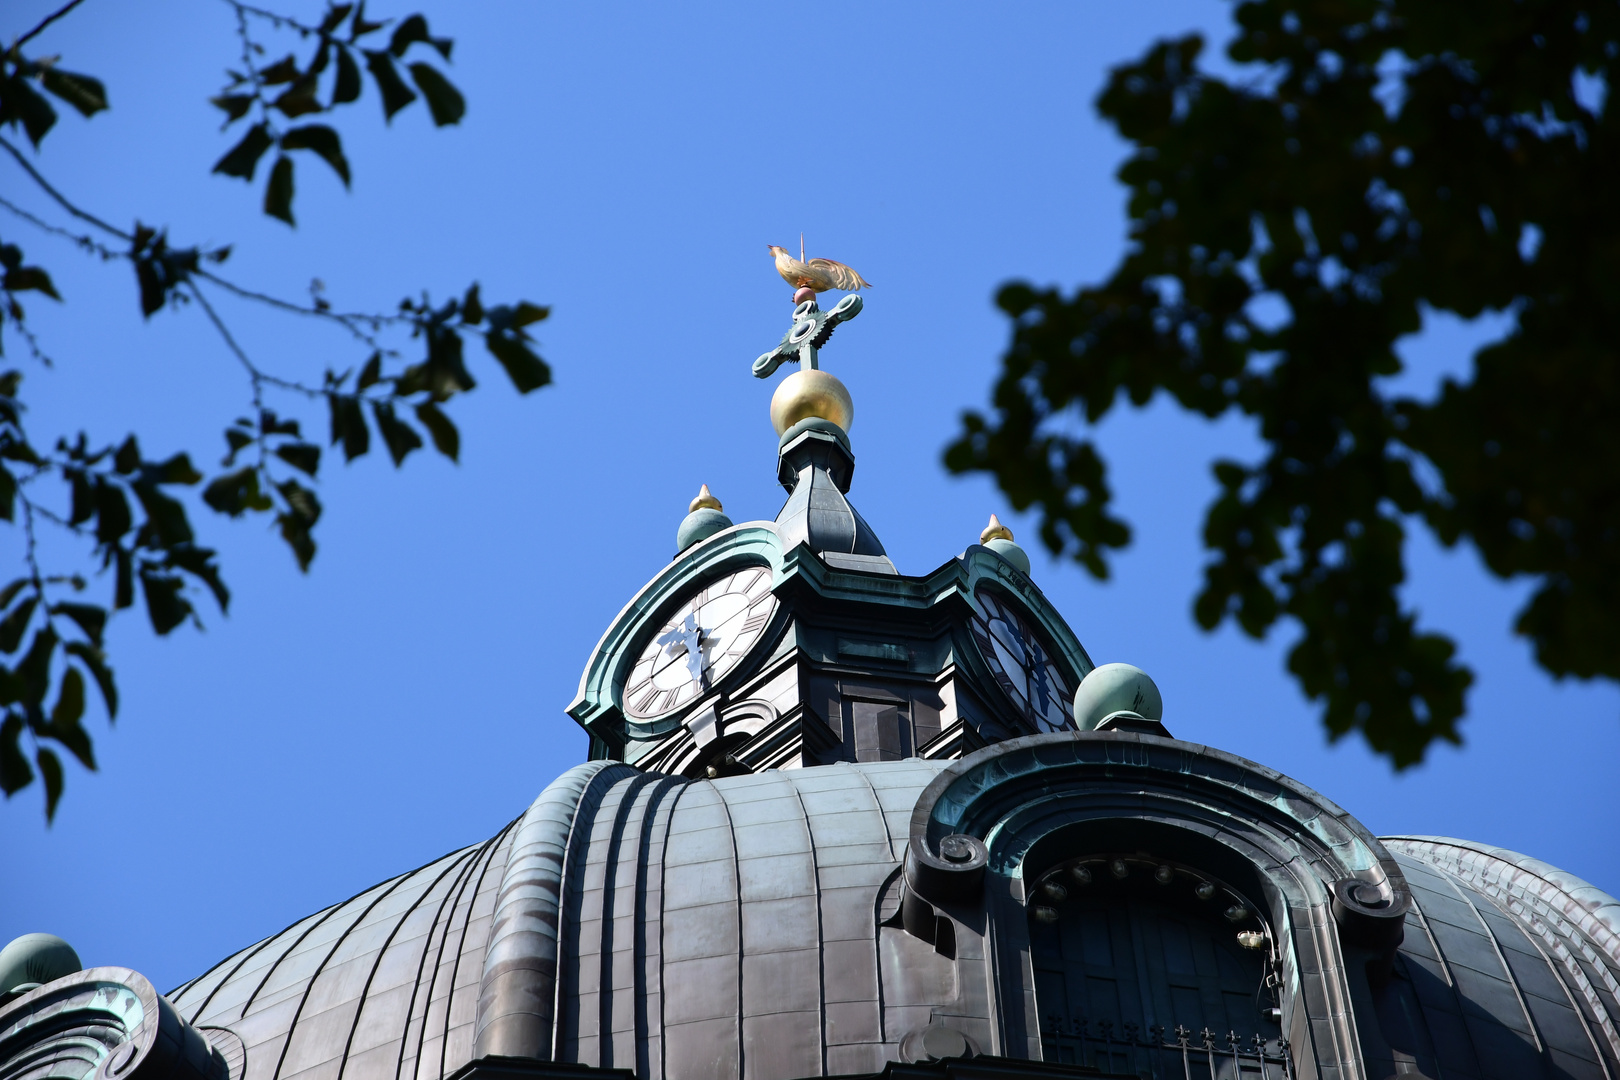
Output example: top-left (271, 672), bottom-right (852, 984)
top-left (3, 1), bottom-right (1615, 994)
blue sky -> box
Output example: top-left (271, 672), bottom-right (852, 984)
top-left (3, 1), bottom-right (1615, 993)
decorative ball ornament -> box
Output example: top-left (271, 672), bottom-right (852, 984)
top-left (675, 485), bottom-right (733, 554)
top-left (770, 369), bottom-right (854, 436)
top-left (0, 934), bottom-right (80, 999)
top-left (1073, 662), bottom-right (1164, 731)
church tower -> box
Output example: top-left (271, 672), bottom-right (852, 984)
top-left (4, 286), bottom-right (1618, 1080)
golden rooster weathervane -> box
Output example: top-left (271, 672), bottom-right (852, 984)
top-left (767, 233), bottom-right (872, 298)
top-left (752, 236), bottom-right (869, 437)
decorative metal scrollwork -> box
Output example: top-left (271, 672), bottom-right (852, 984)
top-left (0, 968), bottom-right (230, 1080)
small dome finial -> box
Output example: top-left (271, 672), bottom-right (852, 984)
top-left (690, 484), bottom-right (723, 514)
top-left (980, 514), bottom-right (1014, 545)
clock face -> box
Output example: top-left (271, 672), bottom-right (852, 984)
top-left (970, 590), bottom-right (1075, 733)
top-left (622, 566), bottom-right (778, 719)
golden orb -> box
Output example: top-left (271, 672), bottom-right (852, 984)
top-left (770, 369), bottom-right (854, 436)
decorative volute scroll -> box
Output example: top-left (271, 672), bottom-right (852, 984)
top-left (0, 968), bottom-right (228, 1080)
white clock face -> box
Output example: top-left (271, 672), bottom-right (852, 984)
top-left (970, 590), bottom-right (1074, 733)
top-left (622, 566), bottom-right (778, 719)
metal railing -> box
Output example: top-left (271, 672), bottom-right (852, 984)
top-left (1040, 1017), bottom-right (1293, 1079)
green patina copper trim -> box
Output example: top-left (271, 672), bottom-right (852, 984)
top-left (567, 523), bottom-right (789, 745)
top-left (961, 546), bottom-right (1093, 691)
top-left (907, 732), bottom-right (1400, 900)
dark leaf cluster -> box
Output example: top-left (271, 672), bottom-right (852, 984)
top-left (212, 2), bottom-right (465, 225)
top-left (947, 0), bottom-right (1620, 767)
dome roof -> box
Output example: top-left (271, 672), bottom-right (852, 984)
top-left (127, 738), bottom-right (1618, 1080)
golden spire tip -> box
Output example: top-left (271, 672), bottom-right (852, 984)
top-left (690, 484), bottom-right (723, 514)
top-left (980, 513), bottom-right (1014, 545)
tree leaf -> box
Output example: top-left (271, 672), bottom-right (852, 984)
top-left (511, 301), bottom-right (550, 328)
top-left (274, 441), bottom-right (322, 475)
top-left (210, 93), bottom-right (256, 125)
top-left (163, 545), bottom-right (229, 613)
top-left (460, 283), bottom-right (483, 324)
top-left (138, 569), bottom-right (192, 635)
top-left (113, 549), bottom-right (133, 610)
top-left (17, 625), bottom-right (57, 705)
top-left (328, 393), bottom-right (370, 460)
top-left (264, 155), bottom-right (296, 225)
top-left (0, 596), bottom-right (38, 654)
top-left (388, 14), bottom-right (430, 56)
top-left (0, 713), bottom-right (32, 795)
top-left (0, 464), bottom-right (14, 523)
top-left (320, 4), bottom-right (355, 34)
top-left (486, 332), bottom-right (552, 394)
top-left (49, 667), bottom-right (94, 773)
top-left (258, 54), bottom-right (302, 85)
top-left (212, 122), bottom-right (274, 180)
top-left (203, 467), bottom-right (273, 516)
top-left (272, 78), bottom-right (324, 119)
top-left (407, 64), bottom-right (464, 126)
top-left (64, 642), bottom-right (117, 720)
top-left (0, 579), bottom-right (29, 610)
top-left (371, 401), bottom-right (422, 465)
top-left (280, 124), bottom-right (350, 187)
top-left (4, 266), bottom-right (62, 300)
top-left (39, 69), bottom-right (108, 117)
top-left (415, 401), bottom-right (459, 462)
top-left (363, 50), bottom-right (417, 121)
top-left (356, 350), bottom-right (382, 389)
top-left (3, 76), bottom-right (58, 147)
top-left (275, 479), bottom-right (322, 570)
top-left (332, 46), bottom-right (362, 104)
top-left (50, 602), bottom-right (106, 647)
top-left (37, 747), bottom-right (62, 822)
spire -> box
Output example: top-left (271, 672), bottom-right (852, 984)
top-left (751, 291), bottom-right (893, 574)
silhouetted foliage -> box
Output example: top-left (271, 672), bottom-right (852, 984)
top-left (948, 0), bottom-right (1617, 767)
top-left (1, 0), bottom-right (551, 820)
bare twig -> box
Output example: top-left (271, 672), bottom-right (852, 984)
top-left (11, 0), bottom-right (90, 51)
top-left (0, 193), bottom-right (119, 257)
top-left (221, 0), bottom-right (330, 39)
top-left (0, 135), bottom-right (131, 241)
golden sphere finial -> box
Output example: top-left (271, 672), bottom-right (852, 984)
top-left (981, 514), bottom-right (1014, 545)
top-left (769, 369), bottom-right (854, 436)
top-left (689, 484), bottom-right (723, 514)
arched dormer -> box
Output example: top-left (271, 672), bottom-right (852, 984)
top-left (901, 730), bottom-right (1412, 1077)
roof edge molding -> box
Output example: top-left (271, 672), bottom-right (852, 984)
top-left (1383, 835), bottom-right (1620, 967)
top-left (475, 761), bottom-right (638, 1061)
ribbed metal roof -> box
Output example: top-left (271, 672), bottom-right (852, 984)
top-left (157, 760), bottom-right (1620, 1080)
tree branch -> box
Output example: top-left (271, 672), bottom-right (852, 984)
top-left (0, 134), bottom-right (131, 241)
top-left (10, 0), bottom-right (90, 50)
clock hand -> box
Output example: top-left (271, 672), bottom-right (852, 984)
top-left (1007, 617), bottom-right (1053, 717)
top-left (658, 612), bottom-right (707, 686)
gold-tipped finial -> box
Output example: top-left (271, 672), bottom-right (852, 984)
top-left (980, 514), bottom-right (1014, 545)
top-left (689, 484), bottom-right (723, 514)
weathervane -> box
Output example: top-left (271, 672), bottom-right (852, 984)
top-left (752, 239), bottom-right (870, 379)
top-left (753, 239), bottom-right (870, 437)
